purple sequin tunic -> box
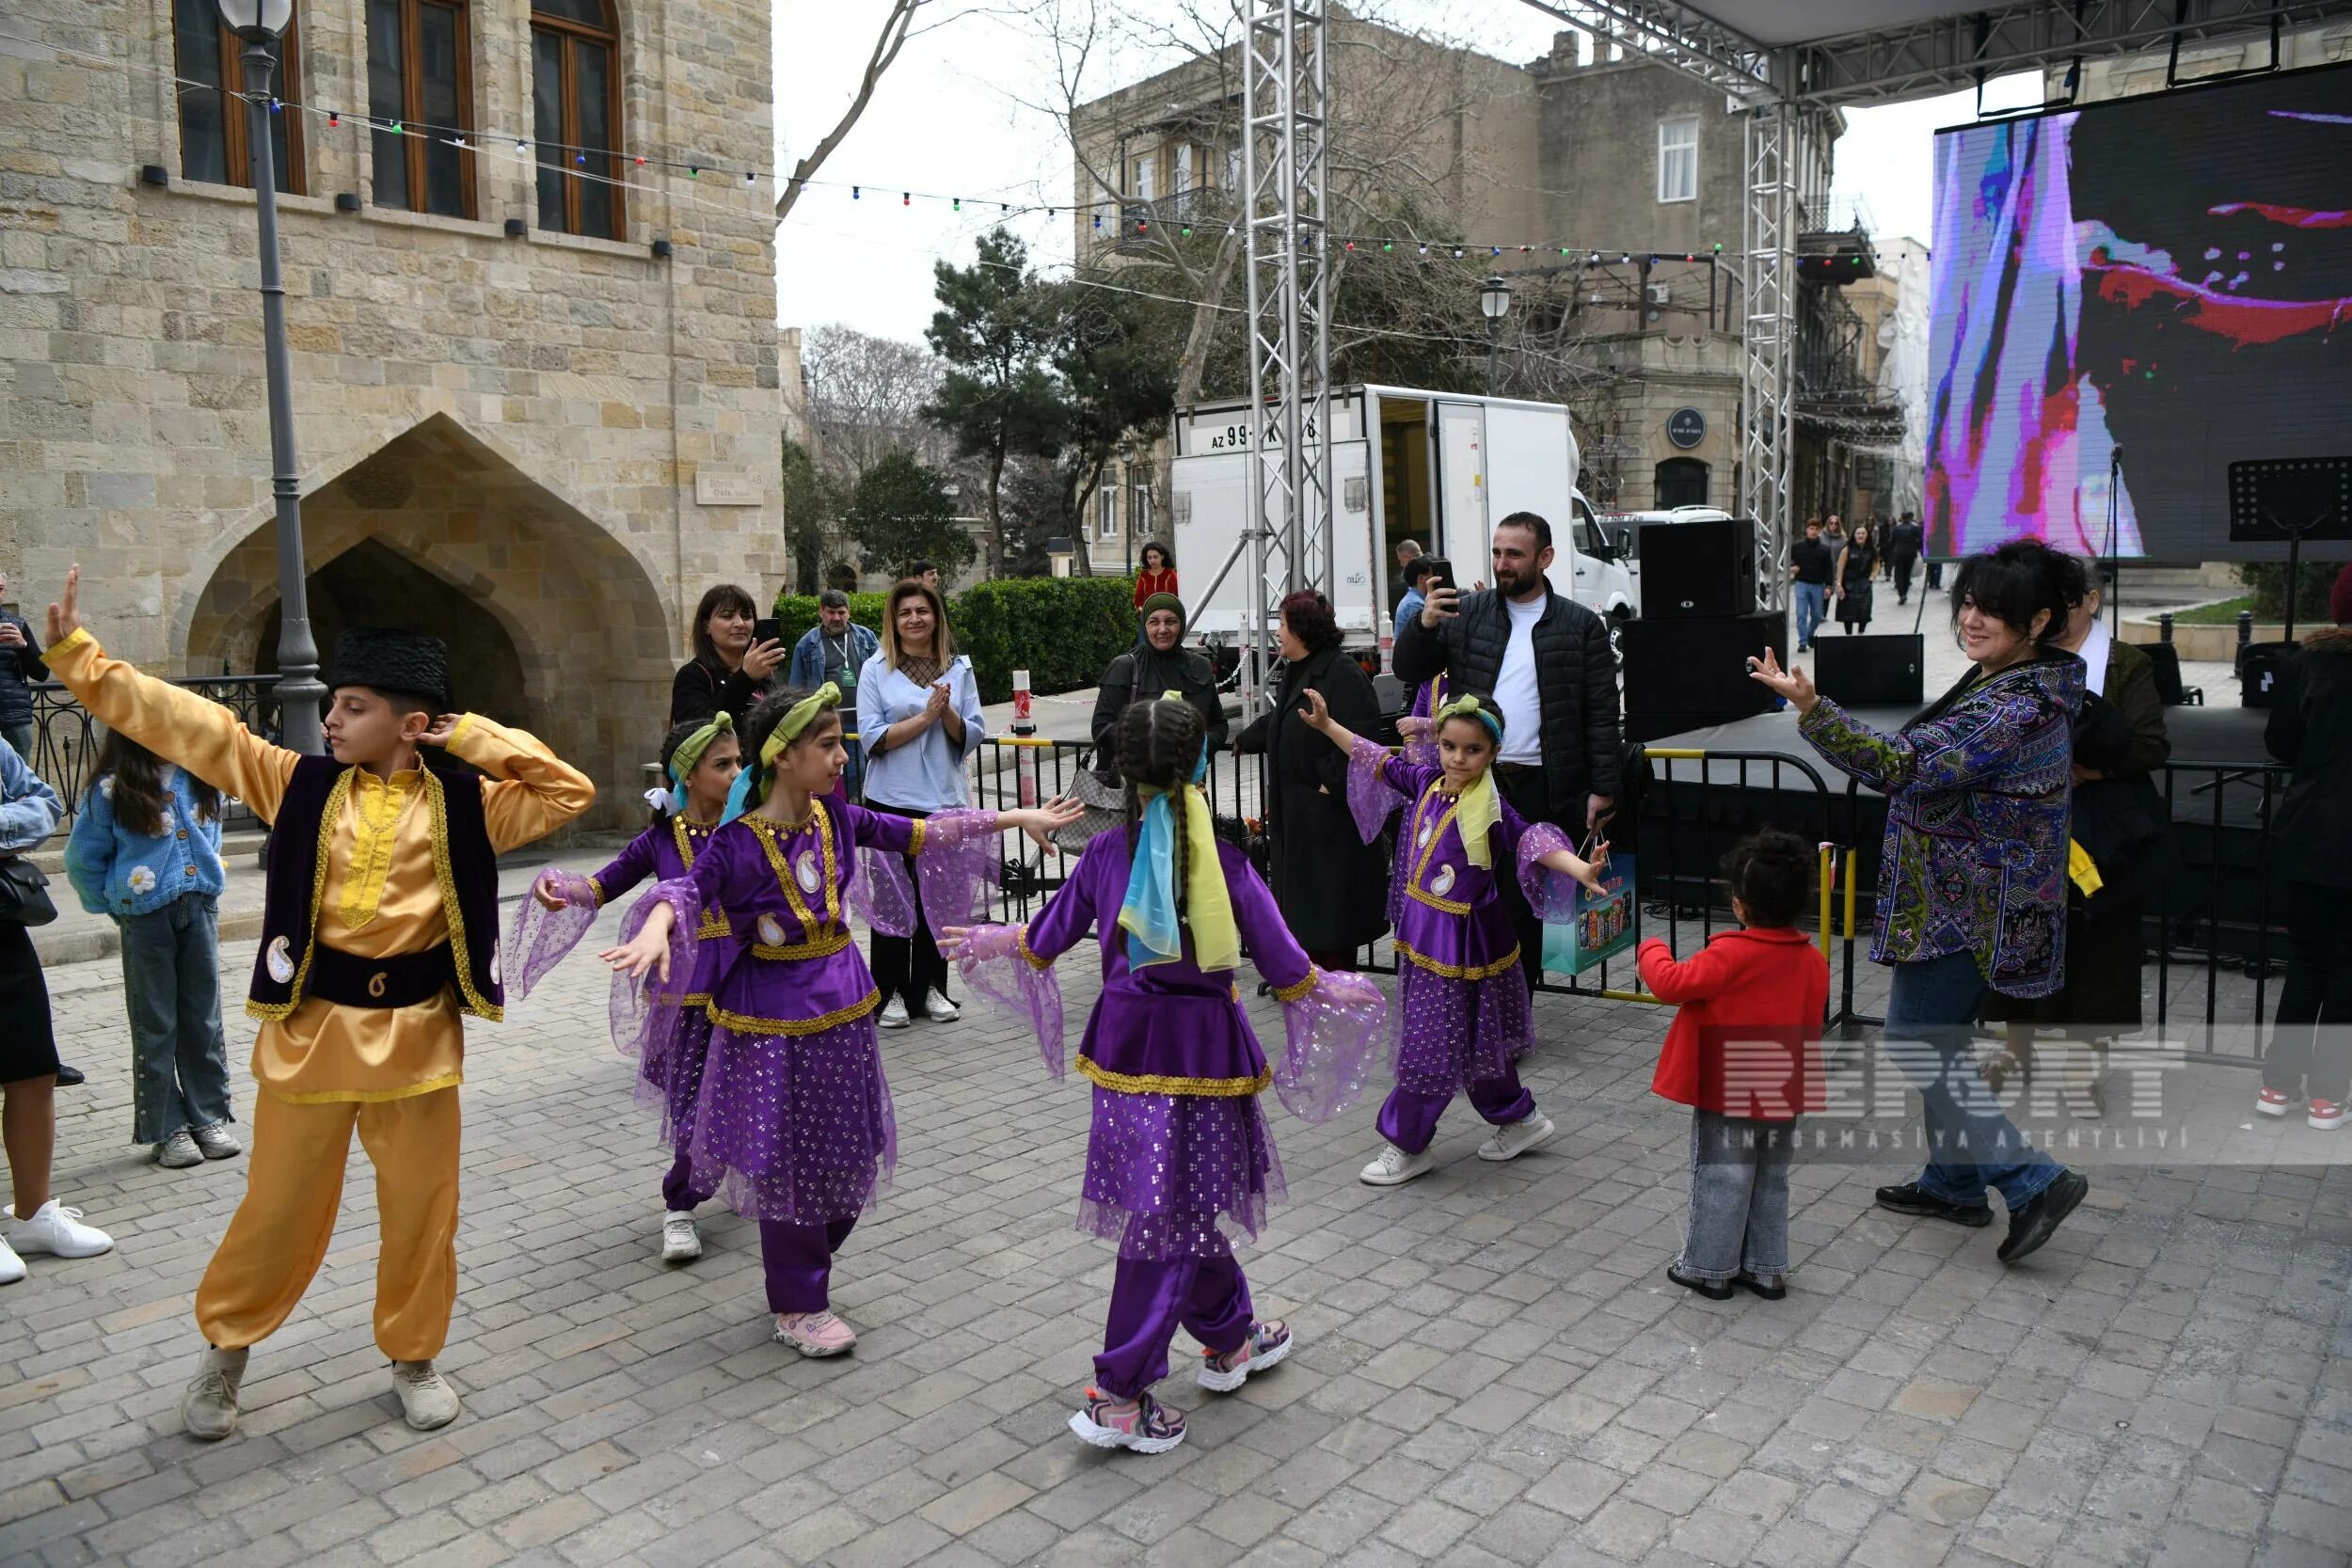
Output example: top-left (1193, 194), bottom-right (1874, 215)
top-left (1346, 737), bottom-right (1578, 1092)
top-left (639, 800), bottom-right (986, 1224)
top-left (585, 817), bottom-right (732, 1144)
top-left (956, 827), bottom-right (1386, 1259)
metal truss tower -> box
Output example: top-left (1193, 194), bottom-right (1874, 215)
top-left (1739, 101), bottom-right (1796, 611)
top-left (1239, 0), bottom-right (1334, 655)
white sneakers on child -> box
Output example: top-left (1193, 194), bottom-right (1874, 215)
top-left (878, 997), bottom-right (911, 1030)
top-left (1478, 1113), bottom-right (1558, 1163)
top-left (4, 1200), bottom-right (115, 1260)
top-left (155, 1130), bottom-right (202, 1168)
top-left (923, 989), bottom-right (961, 1022)
top-left (1359, 1143), bottom-right (1434, 1186)
top-left (192, 1122), bottom-right (243, 1160)
top-left (183, 1345), bottom-right (247, 1440)
top-left (391, 1360), bottom-right (462, 1430)
top-left (0, 1236), bottom-right (22, 1286)
top-left (660, 1211), bottom-right (703, 1262)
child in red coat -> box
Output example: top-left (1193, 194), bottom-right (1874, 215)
top-left (1636, 831), bottom-right (1829, 1302)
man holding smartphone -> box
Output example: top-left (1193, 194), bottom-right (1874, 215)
top-left (0, 570), bottom-right (45, 766)
top-left (1393, 514), bottom-right (1622, 996)
top-left (787, 591), bottom-right (879, 800)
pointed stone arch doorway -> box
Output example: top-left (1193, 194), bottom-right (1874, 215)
top-left (184, 414), bottom-right (672, 829)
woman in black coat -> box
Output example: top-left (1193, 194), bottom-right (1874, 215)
top-left (1234, 590), bottom-right (1390, 969)
top-left (1090, 592), bottom-right (1228, 770)
top-left (1834, 523), bottom-right (1881, 634)
top-left (668, 583), bottom-right (783, 729)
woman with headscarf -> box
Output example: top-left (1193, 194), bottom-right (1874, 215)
top-left (1091, 593), bottom-right (1226, 771)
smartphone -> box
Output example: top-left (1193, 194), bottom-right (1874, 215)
top-left (1421, 559), bottom-right (1454, 594)
top-left (753, 617), bottom-right (783, 646)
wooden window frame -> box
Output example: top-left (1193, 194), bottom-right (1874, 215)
top-left (374, 0), bottom-right (478, 218)
top-left (531, 0), bottom-right (627, 239)
top-left (176, 5), bottom-right (309, 195)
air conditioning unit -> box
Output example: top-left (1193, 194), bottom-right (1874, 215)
top-left (1645, 283), bottom-right (1672, 306)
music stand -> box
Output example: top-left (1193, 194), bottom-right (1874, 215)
top-left (2228, 457), bottom-right (2352, 642)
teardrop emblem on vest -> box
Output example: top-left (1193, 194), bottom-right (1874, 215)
top-left (1416, 817), bottom-right (1435, 849)
top-left (264, 935), bottom-right (295, 985)
top-left (794, 848), bottom-right (821, 895)
top-left (756, 913), bottom-right (787, 946)
top-left (1430, 863), bottom-right (1456, 897)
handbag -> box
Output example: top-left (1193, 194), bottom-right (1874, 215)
top-left (1540, 843), bottom-right (1636, 977)
top-left (1048, 754), bottom-right (1127, 855)
top-left (0, 855), bottom-right (58, 927)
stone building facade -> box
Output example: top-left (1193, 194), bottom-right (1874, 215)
top-left (1, 0), bottom-right (786, 826)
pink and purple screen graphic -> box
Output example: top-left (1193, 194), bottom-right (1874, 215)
top-left (1927, 64), bottom-right (2352, 561)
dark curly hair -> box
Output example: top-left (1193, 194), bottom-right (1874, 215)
top-left (1948, 541), bottom-right (2077, 650)
top-left (1722, 829), bottom-right (1813, 930)
top-left (1115, 697), bottom-right (1209, 938)
top-left (1279, 589), bottom-right (1340, 653)
top-left (736, 684), bottom-right (840, 801)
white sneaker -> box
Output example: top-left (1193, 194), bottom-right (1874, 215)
top-left (1359, 1143), bottom-right (1434, 1186)
top-left (4, 1199), bottom-right (114, 1259)
top-left (923, 989), bottom-right (961, 1022)
top-left (0, 1234), bottom-right (22, 1286)
top-left (182, 1345), bottom-right (246, 1440)
top-left (154, 1130), bottom-right (203, 1168)
top-left (191, 1122), bottom-right (243, 1160)
top-left (391, 1360), bottom-right (462, 1430)
top-left (1477, 1112), bottom-right (1558, 1163)
top-left (878, 997), bottom-right (911, 1030)
top-left (660, 1211), bottom-right (703, 1262)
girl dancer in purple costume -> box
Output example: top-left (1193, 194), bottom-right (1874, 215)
top-left (510, 714), bottom-right (743, 1266)
top-left (945, 697), bottom-right (1387, 1454)
top-left (1297, 688), bottom-right (1607, 1187)
top-left (597, 684), bottom-right (1078, 1355)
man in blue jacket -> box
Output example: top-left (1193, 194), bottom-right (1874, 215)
top-left (0, 567), bottom-right (47, 765)
top-left (786, 591), bottom-right (880, 799)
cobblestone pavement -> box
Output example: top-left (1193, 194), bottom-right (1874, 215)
top-left (6, 904), bottom-right (2351, 1568)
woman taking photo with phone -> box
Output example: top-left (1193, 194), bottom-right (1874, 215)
top-left (671, 584), bottom-right (784, 730)
top-left (857, 579), bottom-right (987, 1029)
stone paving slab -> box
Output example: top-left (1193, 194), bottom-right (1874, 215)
top-left (4, 902), bottom-right (2349, 1568)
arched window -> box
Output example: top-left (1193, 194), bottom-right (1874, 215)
top-left (532, 0), bottom-right (625, 240)
top-left (365, 0), bottom-right (475, 217)
top-left (1655, 457), bottom-right (1709, 509)
top-left (173, 0), bottom-right (306, 194)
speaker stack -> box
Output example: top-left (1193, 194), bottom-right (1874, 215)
top-left (1620, 518), bottom-right (1787, 744)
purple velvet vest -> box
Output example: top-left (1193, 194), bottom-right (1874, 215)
top-left (246, 754), bottom-right (504, 1022)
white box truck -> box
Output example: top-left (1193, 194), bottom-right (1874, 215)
top-left (1168, 386), bottom-right (1636, 654)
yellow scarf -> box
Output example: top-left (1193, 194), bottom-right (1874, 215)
top-left (1120, 776), bottom-right (1240, 973)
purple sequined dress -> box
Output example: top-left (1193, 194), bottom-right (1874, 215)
top-left (628, 800), bottom-right (993, 1224)
top-left (1345, 737), bottom-right (1578, 1093)
top-left (956, 829), bottom-right (1386, 1259)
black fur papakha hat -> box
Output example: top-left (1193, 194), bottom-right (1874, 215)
top-left (326, 627), bottom-right (450, 710)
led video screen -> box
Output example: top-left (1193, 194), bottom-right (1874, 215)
top-left (1927, 63), bottom-right (2352, 561)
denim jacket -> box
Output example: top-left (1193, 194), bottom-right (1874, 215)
top-left (1798, 652), bottom-right (2085, 998)
top-left (65, 766), bottom-right (226, 916)
top-left (0, 741), bottom-right (60, 852)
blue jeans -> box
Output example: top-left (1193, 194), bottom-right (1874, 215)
top-left (1677, 1109), bottom-right (1794, 1281)
top-left (120, 895), bottom-right (234, 1145)
top-left (1793, 582), bottom-right (1827, 648)
top-left (0, 723), bottom-right (30, 766)
top-left (1883, 952), bottom-right (2061, 1210)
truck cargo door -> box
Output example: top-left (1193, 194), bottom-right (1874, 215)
top-left (1433, 401), bottom-right (1488, 574)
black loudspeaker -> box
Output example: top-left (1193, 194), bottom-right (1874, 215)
top-left (2239, 641), bottom-right (2299, 710)
top-left (1814, 633), bottom-right (1926, 708)
top-left (1639, 518), bottom-right (1758, 618)
top-left (1620, 610), bottom-right (1787, 742)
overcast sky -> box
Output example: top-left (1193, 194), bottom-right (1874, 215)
top-left (771, 2), bottom-right (1980, 345)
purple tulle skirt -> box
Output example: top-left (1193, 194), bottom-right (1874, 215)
top-left (1393, 961), bottom-right (1534, 1094)
top-left (1079, 1086), bottom-right (1284, 1259)
top-left (680, 1014), bottom-right (897, 1225)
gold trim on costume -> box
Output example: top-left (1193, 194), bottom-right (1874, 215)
top-left (707, 989), bottom-right (882, 1037)
top-left (750, 930), bottom-right (855, 962)
top-left (1395, 941), bottom-right (1522, 981)
top-left (265, 1069), bottom-right (465, 1105)
top-left (1075, 1057), bottom-right (1273, 1097)
top-left (430, 768), bottom-right (503, 1022)
top-left (1407, 885), bottom-right (1473, 916)
top-left (338, 767), bottom-right (417, 931)
top-left (587, 875), bottom-right (605, 908)
top-left (1270, 970), bottom-right (1319, 1004)
top-left (906, 817), bottom-right (928, 856)
top-left (1017, 930), bottom-right (1053, 970)
top-left (747, 803), bottom-right (840, 938)
top-left (246, 769), bottom-right (351, 1022)
top-left (665, 818), bottom-right (733, 935)
top-left (649, 990), bottom-right (713, 1010)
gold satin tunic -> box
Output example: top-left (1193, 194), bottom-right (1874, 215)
top-left (48, 627), bottom-right (596, 1104)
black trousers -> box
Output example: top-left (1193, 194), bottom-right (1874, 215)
top-left (1893, 554), bottom-right (1917, 601)
top-left (2263, 881), bottom-right (2352, 1103)
top-left (863, 800), bottom-right (950, 1012)
top-left (1495, 765), bottom-right (1568, 997)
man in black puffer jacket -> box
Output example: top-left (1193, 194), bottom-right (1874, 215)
top-left (1394, 512), bottom-right (1622, 994)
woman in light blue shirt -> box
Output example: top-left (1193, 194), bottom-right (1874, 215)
top-left (856, 580), bottom-right (986, 1029)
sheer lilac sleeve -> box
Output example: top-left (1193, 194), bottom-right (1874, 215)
top-left (1345, 735), bottom-right (1408, 845)
top-left (914, 806), bottom-right (1002, 929)
top-left (951, 922), bottom-right (1066, 1079)
top-left (606, 878), bottom-right (704, 1071)
top-left (1516, 820), bottom-right (1584, 924)
top-left (502, 870), bottom-right (600, 1001)
top-left (1270, 966), bottom-right (1388, 1123)
top-left (846, 846), bottom-right (916, 938)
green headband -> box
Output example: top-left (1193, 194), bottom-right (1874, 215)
top-left (668, 712), bottom-right (734, 786)
top-left (759, 682), bottom-right (842, 768)
top-left (1433, 692), bottom-right (1503, 743)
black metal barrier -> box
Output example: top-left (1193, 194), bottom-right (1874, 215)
top-left (28, 677), bottom-right (282, 830)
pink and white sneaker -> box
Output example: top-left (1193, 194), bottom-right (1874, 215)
top-left (772, 1309), bottom-right (856, 1357)
top-left (2257, 1086), bottom-right (2299, 1117)
top-left (1198, 1320), bottom-right (1293, 1392)
top-left (1069, 1388), bottom-right (1186, 1453)
top-left (2309, 1098), bottom-right (2347, 1132)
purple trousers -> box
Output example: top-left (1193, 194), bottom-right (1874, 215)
top-left (660, 1150), bottom-right (716, 1213)
top-left (761, 1216), bottom-right (857, 1314)
top-left (1376, 1062), bottom-right (1535, 1155)
top-left (1094, 1242), bottom-right (1253, 1400)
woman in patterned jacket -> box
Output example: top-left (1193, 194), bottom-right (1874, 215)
top-left (1749, 540), bottom-right (2091, 1269)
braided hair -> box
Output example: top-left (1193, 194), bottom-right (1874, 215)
top-left (1114, 696), bottom-right (1208, 938)
top-left (736, 684), bottom-right (836, 803)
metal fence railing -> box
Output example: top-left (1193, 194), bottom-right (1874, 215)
top-left (28, 677), bottom-right (282, 830)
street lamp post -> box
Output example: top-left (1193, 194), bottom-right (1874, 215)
top-left (1479, 276), bottom-right (1513, 396)
top-left (214, 0), bottom-right (325, 753)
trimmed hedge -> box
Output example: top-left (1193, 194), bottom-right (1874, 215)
top-left (773, 576), bottom-right (1139, 704)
